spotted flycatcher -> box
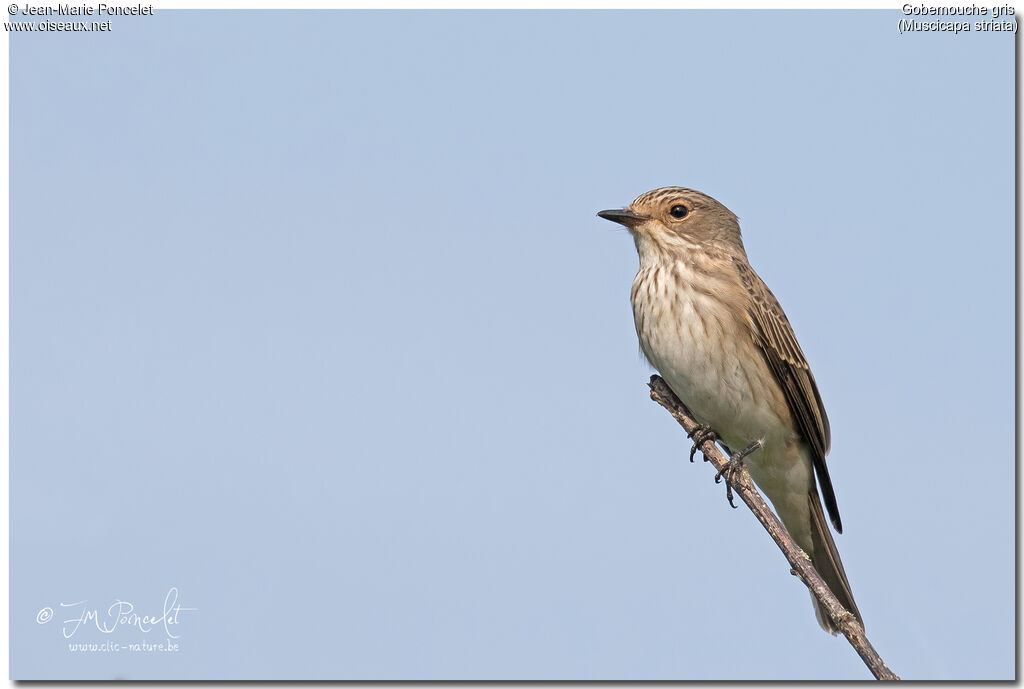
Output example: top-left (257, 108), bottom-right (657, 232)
top-left (598, 187), bottom-right (860, 633)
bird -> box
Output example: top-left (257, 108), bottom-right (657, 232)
top-left (597, 186), bottom-right (860, 634)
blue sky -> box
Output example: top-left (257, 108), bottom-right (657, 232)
top-left (9, 9), bottom-right (1014, 680)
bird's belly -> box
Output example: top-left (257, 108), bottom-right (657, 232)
top-left (636, 292), bottom-right (786, 452)
top-left (632, 268), bottom-right (814, 535)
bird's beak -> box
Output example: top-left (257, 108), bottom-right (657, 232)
top-left (597, 209), bottom-right (648, 228)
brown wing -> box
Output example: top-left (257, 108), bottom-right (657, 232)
top-left (732, 258), bottom-right (843, 533)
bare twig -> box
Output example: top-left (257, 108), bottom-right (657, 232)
top-left (648, 375), bottom-right (899, 681)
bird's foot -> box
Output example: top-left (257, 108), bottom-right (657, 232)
top-left (714, 439), bottom-right (763, 509)
top-left (686, 424), bottom-right (719, 463)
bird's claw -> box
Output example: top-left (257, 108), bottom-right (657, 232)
top-left (686, 424), bottom-right (719, 463)
top-left (714, 439), bottom-right (763, 509)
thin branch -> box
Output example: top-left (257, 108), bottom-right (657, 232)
top-left (647, 375), bottom-right (899, 681)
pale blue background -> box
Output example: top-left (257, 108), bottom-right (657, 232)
top-left (10, 10), bottom-right (1014, 680)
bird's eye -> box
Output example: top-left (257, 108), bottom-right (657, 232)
top-left (669, 205), bottom-right (689, 219)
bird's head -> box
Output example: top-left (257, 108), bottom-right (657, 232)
top-left (598, 186), bottom-right (745, 257)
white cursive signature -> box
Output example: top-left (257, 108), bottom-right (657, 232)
top-left (58, 587), bottom-right (197, 639)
